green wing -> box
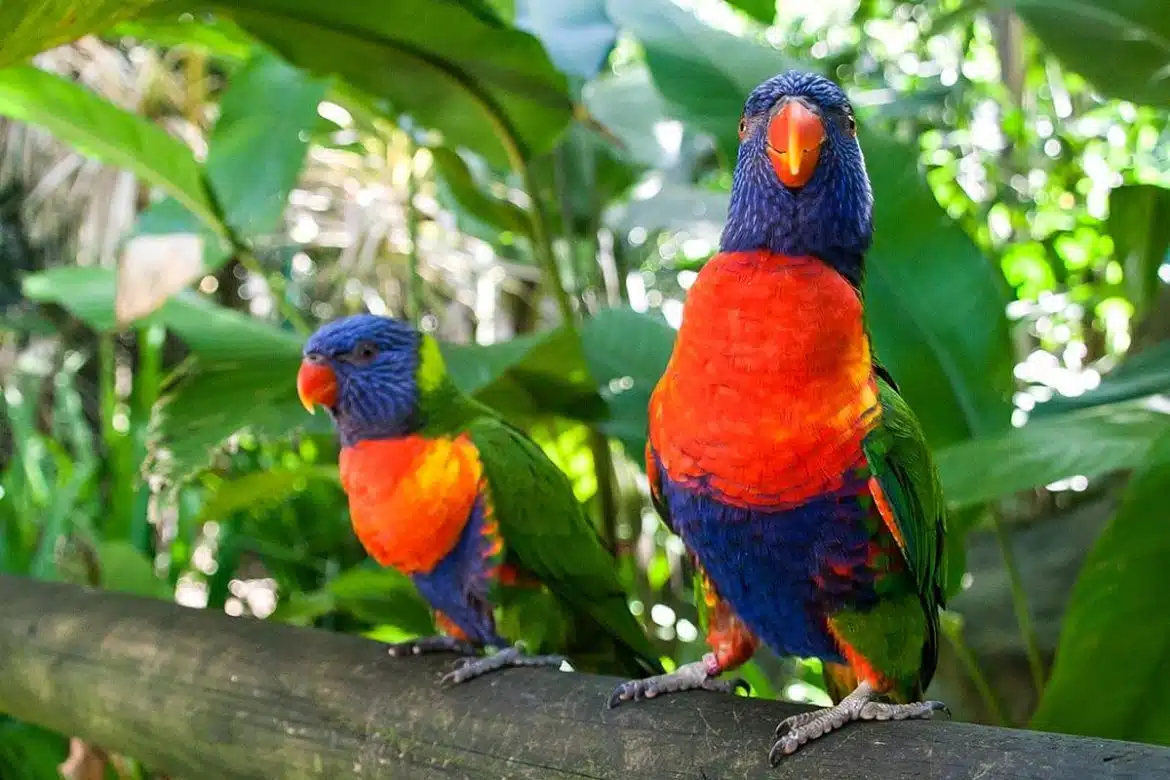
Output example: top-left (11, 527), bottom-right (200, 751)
top-left (862, 377), bottom-right (948, 680)
top-left (465, 415), bottom-right (663, 675)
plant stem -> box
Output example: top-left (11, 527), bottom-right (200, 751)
top-left (993, 514), bottom-right (1046, 697)
top-left (941, 612), bottom-right (1008, 726)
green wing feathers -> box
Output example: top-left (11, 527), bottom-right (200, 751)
top-left (466, 416), bottom-right (663, 676)
top-left (863, 377), bottom-right (948, 686)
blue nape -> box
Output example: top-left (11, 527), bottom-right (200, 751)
top-left (411, 495), bottom-right (504, 646)
top-left (660, 462), bottom-right (880, 662)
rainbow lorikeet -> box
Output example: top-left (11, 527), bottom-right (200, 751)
top-left (607, 71), bottom-right (948, 761)
top-left (297, 315), bottom-right (662, 683)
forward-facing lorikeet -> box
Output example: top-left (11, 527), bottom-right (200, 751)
top-left (297, 315), bottom-right (662, 683)
top-left (607, 71), bottom-right (948, 761)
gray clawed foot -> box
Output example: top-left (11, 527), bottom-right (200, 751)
top-left (440, 644), bottom-right (568, 687)
top-left (769, 682), bottom-right (947, 764)
top-left (607, 656), bottom-right (748, 709)
top-left (386, 635), bottom-right (478, 658)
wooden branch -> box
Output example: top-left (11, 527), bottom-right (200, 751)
top-left (1, 575), bottom-right (1167, 780)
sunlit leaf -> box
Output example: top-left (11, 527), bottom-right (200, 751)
top-left (443, 326), bottom-right (606, 423)
top-left (583, 66), bottom-right (677, 168)
top-left (1034, 339), bottom-right (1170, 418)
top-left (936, 402), bottom-right (1170, 508)
top-left (1032, 429), bottom-right (1170, 744)
top-left (205, 50), bottom-right (329, 238)
top-left (176, 0), bottom-right (572, 166)
top-left (429, 145), bottom-right (533, 239)
top-left (726, 0), bottom-right (776, 25)
top-left (1108, 183), bottom-right (1170, 320)
top-left (195, 466), bottom-right (340, 527)
top-left (606, 0), bottom-right (797, 162)
top-left (514, 0), bottom-right (616, 79)
top-left (0, 0), bottom-right (156, 67)
top-left (994, 0), bottom-right (1170, 106)
top-left (579, 306), bottom-right (675, 465)
top-left (0, 66), bottom-right (222, 231)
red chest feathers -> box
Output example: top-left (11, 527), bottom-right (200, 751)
top-left (651, 251), bottom-right (879, 508)
top-left (339, 435), bottom-right (483, 574)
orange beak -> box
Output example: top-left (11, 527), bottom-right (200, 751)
top-left (296, 358), bottom-right (338, 414)
top-left (766, 100), bottom-right (825, 188)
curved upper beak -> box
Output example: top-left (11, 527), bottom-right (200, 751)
top-left (766, 100), bottom-right (825, 189)
top-left (297, 357), bottom-right (338, 414)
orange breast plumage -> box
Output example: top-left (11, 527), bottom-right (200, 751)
top-left (338, 435), bottom-right (483, 574)
top-left (650, 250), bottom-right (879, 509)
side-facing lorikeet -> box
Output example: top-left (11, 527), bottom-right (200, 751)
top-left (297, 315), bottom-right (662, 683)
top-left (607, 71), bottom-right (948, 761)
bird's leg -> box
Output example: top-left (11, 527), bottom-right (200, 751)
top-left (609, 590), bottom-right (756, 707)
top-left (440, 642), bottom-right (569, 686)
top-left (387, 612), bottom-right (478, 657)
top-left (769, 680), bottom-right (948, 763)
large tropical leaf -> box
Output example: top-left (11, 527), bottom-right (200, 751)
top-left (0, 0), bottom-right (157, 67)
top-left (514, 0), bottom-right (616, 80)
top-left (0, 66), bottom-right (221, 231)
top-left (1108, 183), bottom-right (1170, 320)
top-left (579, 306), bottom-right (675, 465)
top-left (1033, 339), bottom-right (1170, 418)
top-left (1031, 429), bottom-right (1170, 744)
top-left (204, 50), bottom-right (329, 238)
top-left (936, 401), bottom-right (1170, 508)
top-left (606, 0), bottom-right (797, 163)
top-left (170, 0), bottom-right (573, 167)
top-left (993, 0), bottom-right (1170, 106)
top-left (862, 130), bottom-right (1014, 445)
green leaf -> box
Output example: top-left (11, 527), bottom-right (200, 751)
top-left (429, 145), bottom-right (533, 239)
top-left (727, 0), bottom-right (776, 25)
top-left (443, 327), bottom-right (606, 423)
top-left (514, 0), bottom-right (616, 79)
top-left (609, 186), bottom-right (728, 246)
top-left (583, 66), bottom-right (677, 168)
top-left (179, 0), bottom-right (572, 167)
top-left (206, 50), bottom-right (329, 238)
top-left (1109, 183), bottom-right (1170, 319)
top-left (325, 564), bottom-right (435, 634)
top-left (1032, 429), bottom-right (1170, 744)
top-left (0, 66), bottom-right (222, 232)
top-left (862, 130), bottom-right (1014, 445)
top-left (97, 539), bottom-right (171, 599)
top-left (580, 306), bottom-right (675, 465)
top-left (196, 466), bottom-right (340, 527)
top-left (111, 15), bottom-right (257, 61)
top-left (606, 0), bottom-right (797, 162)
top-left (1034, 339), bottom-right (1170, 418)
top-left (0, 0), bottom-right (157, 67)
top-left (936, 402), bottom-right (1170, 508)
top-left (993, 0), bottom-right (1170, 106)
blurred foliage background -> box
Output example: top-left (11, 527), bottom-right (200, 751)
top-left (1, 0), bottom-right (1169, 775)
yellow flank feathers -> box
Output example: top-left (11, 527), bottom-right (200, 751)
top-left (417, 334), bottom-right (446, 393)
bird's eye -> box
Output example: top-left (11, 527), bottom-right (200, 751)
top-left (738, 116), bottom-right (748, 141)
top-left (348, 340), bottom-right (378, 364)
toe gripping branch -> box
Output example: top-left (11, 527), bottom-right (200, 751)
top-left (607, 652), bottom-right (749, 708)
top-left (768, 681), bottom-right (949, 764)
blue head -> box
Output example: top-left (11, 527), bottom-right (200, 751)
top-left (297, 314), bottom-right (423, 446)
top-left (720, 71), bottom-right (874, 287)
